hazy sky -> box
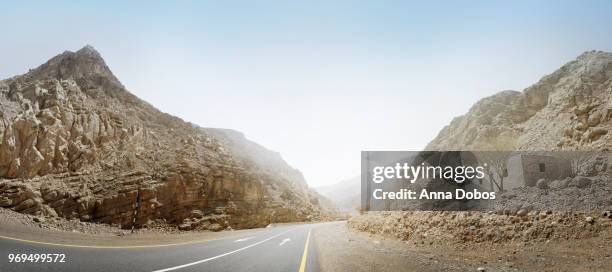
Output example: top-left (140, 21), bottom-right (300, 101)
top-left (2, 1), bottom-right (612, 187)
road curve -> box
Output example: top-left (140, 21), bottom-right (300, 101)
top-left (0, 222), bottom-right (329, 272)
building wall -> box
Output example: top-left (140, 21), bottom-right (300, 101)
top-left (519, 154), bottom-right (572, 187)
top-left (503, 154), bottom-right (572, 188)
top-left (503, 154), bottom-right (525, 190)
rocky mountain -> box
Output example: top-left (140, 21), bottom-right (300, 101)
top-left (427, 50), bottom-right (612, 151)
top-left (327, 51), bottom-right (611, 217)
top-left (0, 45), bottom-right (334, 230)
top-left (200, 127), bottom-right (339, 214)
top-left (316, 176), bottom-right (360, 215)
top-left (426, 50), bottom-right (612, 211)
top-left (348, 51), bottom-right (612, 246)
top-left (200, 128), bottom-right (309, 195)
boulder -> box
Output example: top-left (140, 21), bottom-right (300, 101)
top-left (573, 176), bottom-right (592, 188)
top-left (585, 216), bottom-right (595, 224)
top-left (208, 223), bottom-right (223, 232)
top-left (178, 223), bottom-right (193, 231)
top-left (536, 179), bottom-right (549, 189)
top-left (516, 209), bottom-right (528, 216)
top-left (190, 210), bottom-right (204, 219)
top-left (587, 111), bottom-right (602, 126)
top-left (548, 178), bottom-right (570, 189)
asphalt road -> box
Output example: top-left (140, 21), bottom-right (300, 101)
top-left (0, 222), bottom-right (325, 272)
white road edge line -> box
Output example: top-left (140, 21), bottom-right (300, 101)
top-left (152, 229), bottom-right (293, 272)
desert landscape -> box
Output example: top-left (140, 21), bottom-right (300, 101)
top-left (0, 46), bottom-right (610, 271)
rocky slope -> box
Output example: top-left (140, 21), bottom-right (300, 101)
top-left (424, 51), bottom-right (612, 212)
top-left (201, 127), bottom-right (339, 215)
top-left (200, 128), bottom-right (309, 196)
top-left (349, 50), bottom-right (612, 245)
top-left (349, 211), bottom-right (611, 245)
top-left (0, 45), bottom-right (334, 230)
top-left (427, 50), bottom-right (612, 151)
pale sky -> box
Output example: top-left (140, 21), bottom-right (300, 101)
top-left (1, 1), bottom-right (612, 187)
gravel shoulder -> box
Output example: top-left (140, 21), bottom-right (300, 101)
top-left (314, 221), bottom-right (474, 272)
top-left (316, 221), bottom-right (612, 272)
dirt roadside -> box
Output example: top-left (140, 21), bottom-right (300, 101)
top-left (314, 221), bottom-right (612, 272)
top-left (0, 208), bottom-right (291, 247)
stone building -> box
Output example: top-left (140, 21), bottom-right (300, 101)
top-left (503, 153), bottom-right (572, 189)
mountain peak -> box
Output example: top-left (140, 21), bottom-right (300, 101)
top-left (0, 46), bottom-right (335, 229)
top-left (576, 50), bottom-right (612, 60)
top-left (75, 44), bottom-right (102, 58)
top-left (18, 45), bottom-right (124, 92)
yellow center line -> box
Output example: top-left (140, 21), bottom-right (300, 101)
top-left (153, 229), bottom-right (294, 272)
top-left (299, 228), bottom-right (312, 272)
top-left (0, 233), bottom-right (244, 249)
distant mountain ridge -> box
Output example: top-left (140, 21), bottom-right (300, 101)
top-left (316, 176), bottom-right (360, 215)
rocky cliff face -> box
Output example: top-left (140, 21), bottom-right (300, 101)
top-left (348, 51), bottom-right (612, 246)
top-left (201, 127), bottom-right (339, 216)
top-left (201, 128), bottom-right (309, 195)
top-left (427, 50), bottom-right (612, 151)
top-left (426, 50), bottom-right (612, 211)
top-left (0, 46), bottom-right (332, 230)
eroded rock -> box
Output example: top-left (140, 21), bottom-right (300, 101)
top-left (0, 46), bottom-right (338, 230)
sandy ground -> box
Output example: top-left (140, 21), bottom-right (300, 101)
top-left (314, 222), bottom-right (474, 271)
top-left (315, 222), bottom-right (612, 272)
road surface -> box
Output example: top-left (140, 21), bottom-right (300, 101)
top-left (3, 220), bottom-right (607, 272)
top-left (0, 222), bottom-right (324, 272)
